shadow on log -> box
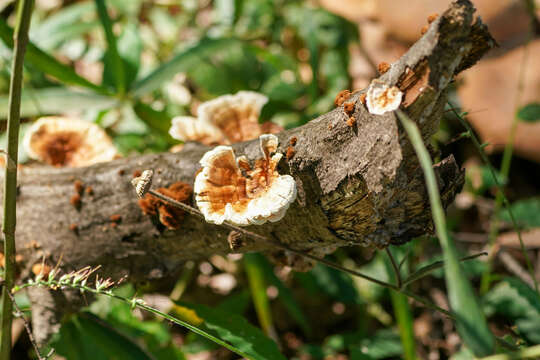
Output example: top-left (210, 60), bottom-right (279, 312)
top-left (0, 0), bottom-right (495, 344)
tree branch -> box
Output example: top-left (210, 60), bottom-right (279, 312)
top-left (0, 0), bottom-right (495, 344)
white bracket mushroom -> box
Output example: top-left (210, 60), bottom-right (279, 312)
top-left (366, 80), bottom-right (403, 115)
top-left (169, 91), bottom-right (282, 147)
top-left (194, 134), bottom-right (297, 226)
top-left (23, 116), bottom-right (119, 167)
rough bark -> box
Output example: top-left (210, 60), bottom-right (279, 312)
top-left (1, 0), bottom-right (495, 344)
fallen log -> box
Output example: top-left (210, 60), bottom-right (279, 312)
top-left (1, 0), bottom-right (495, 344)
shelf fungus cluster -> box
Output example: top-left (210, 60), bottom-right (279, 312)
top-left (366, 80), bottom-right (403, 115)
top-left (23, 116), bottom-right (119, 167)
top-left (168, 91), bottom-right (282, 147)
top-left (194, 134), bottom-right (297, 226)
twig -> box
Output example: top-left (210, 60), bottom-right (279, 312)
top-left (5, 291), bottom-right (46, 360)
top-left (386, 248), bottom-right (402, 288)
top-left (1, 1), bottom-right (34, 359)
top-left (498, 250), bottom-right (535, 289)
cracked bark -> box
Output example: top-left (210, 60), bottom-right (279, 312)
top-left (1, 0), bottom-right (495, 345)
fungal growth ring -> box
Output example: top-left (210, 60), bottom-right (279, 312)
top-left (194, 134), bottom-right (297, 226)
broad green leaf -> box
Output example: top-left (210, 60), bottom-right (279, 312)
top-left (131, 37), bottom-right (240, 97)
top-left (173, 300), bottom-right (286, 360)
top-left (517, 102), bottom-right (540, 122)
top-left (51, 312), bottom-right (154, 360)
top-left (132, 102), bottom-right (175, 144)
top-left (0, 18), bottom-right (108, 94)
top-left (0, 87), bottom-right (116, 118)
top-left (498, 198), bottom-right (540, 228)
top-left (484, 277), bottom-right (540, 343)
top-left (244, 253), bottom-right (276, 338)
top-left (350, 329), bottom-right (403, 359)
top-left (96, 0), bottom-right (126, 94)
top-left (297, 263), bottom-right (362, 305)
top-left (398, 111), bottom-right (495, 356)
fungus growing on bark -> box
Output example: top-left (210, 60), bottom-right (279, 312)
top-left (194, 134), bottom-right (297, 226)
top-left (23, 116), bottom-right (118, 167)
top-left (366, 80), bottom-right (403, 115)
top-left (168, 91), bottom-right (282, 146)
top-left (138, 181), bottom-right (193, 230)
top-left (131, 169), bottom-right (154, 198)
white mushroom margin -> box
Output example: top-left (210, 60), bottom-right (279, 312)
top-left (194, 134), bottom-right (297, 226)
top-left (366, 80), bottom-right (403, 115)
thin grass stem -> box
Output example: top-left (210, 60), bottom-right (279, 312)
top-left (1, 1), bottom-right (34, 359)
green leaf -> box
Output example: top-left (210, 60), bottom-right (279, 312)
top-left (297, 263), bottom-right (362, 305)
top-left (31, 2), bottom-right (97, 50)
top-left (0, 18), bottom-right (108, 94)
top-left (517, 103), bottom-right (540, 122)
top-left (51, 312), bottom-right (154, 360)
top-left (132, 101), bottom-right (175, 143)
top-left (484, 277), bottom-right (540, 343)
top-left (131, 38), bottom-right (240, 98)
top-left (0, 87), bottom-right (116, 118)
top-left (244, 253), bottom-right (276, 338)
top-left (349, 329), bottom-right (403, 359)
top-left (498, 197), bottom-right (540, 228)
top-left (173, 300), bottom-right (286, 360)
top-left (95, 0), bottom-right (126, 94)
top-left (397, 111), bottom-right (495, 357)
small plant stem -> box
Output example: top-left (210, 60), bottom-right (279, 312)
top-left (448, 105), bottom-right (538, 294)
top-left (386, 247), bottom-right (402, 288)
top-left (1, 1), bottom-right (34, 359)
top-left (5, 291), bottom-right (45, 360)
top-left (478, 344), bottom-right (540, 360)
top-left (146, 189), bottom-right (452, 318)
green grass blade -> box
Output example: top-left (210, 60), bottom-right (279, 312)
top-left (0, 18), bottom-right (109, 95)
top-left (0, 88), bottom-right (117, 118)
top-left (390, 292), bottom-right (416, 360)
top-left (95, 0), bottom-right (125, 94)
top-left (397, 110), bottom-right (495, 356)
top-left (244, 253), bottom-right (277, 340)
top-left (130, 37), bottom-right (239, 98)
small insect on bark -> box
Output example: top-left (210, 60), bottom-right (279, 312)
top-left (132, 169), bottom-right (154, 198)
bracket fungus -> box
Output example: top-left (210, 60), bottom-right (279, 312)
top-left (194, 134), bottom-right (297, 226)
top-left (23, 116), bottom-right (118, 167)
top-left (366, 80), bottom-right (403, 115)
top-left (169, 91), bottom-right (282, 146)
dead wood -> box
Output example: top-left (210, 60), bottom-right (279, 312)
top-left (0, 0), bottom-right (495, 344)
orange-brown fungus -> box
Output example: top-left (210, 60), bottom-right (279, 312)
top-left (427, 13), bottom-right (438, 24)
top-left (138, 181), bottom-right (193, 230)
top-left (85, 186), bottom-right (94, 195)
top-left (110, 214), bottom-right (122, 223)
top-left (334, 90), bottom-right (351, 107)
top-left (133, 169), bottom-right (142, 178)
top-left (289, 136), bottom-right (297, 146)
top-left (69, 223), bottom-right (79, 232)
top-left (35, 130), bottom-right (82, 166)
top-left (346, 117), bottom-right (356, 127)
top-left (421, 24), bottom-right (429, 35)
top-left (286, 146), bottom-right (296, 160)
top-left (343, 102), bottom-right (355, 116)
top-left (359, 93), bottom-right (367, 104)
top-left (70, 194), bottom-right (81, 209)
top-left (378, 62), bottom-right (390, 74)
top-left (74, 180), bottom-right (84, 195)
top-left (32, 263), bottom-right (51, 277)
